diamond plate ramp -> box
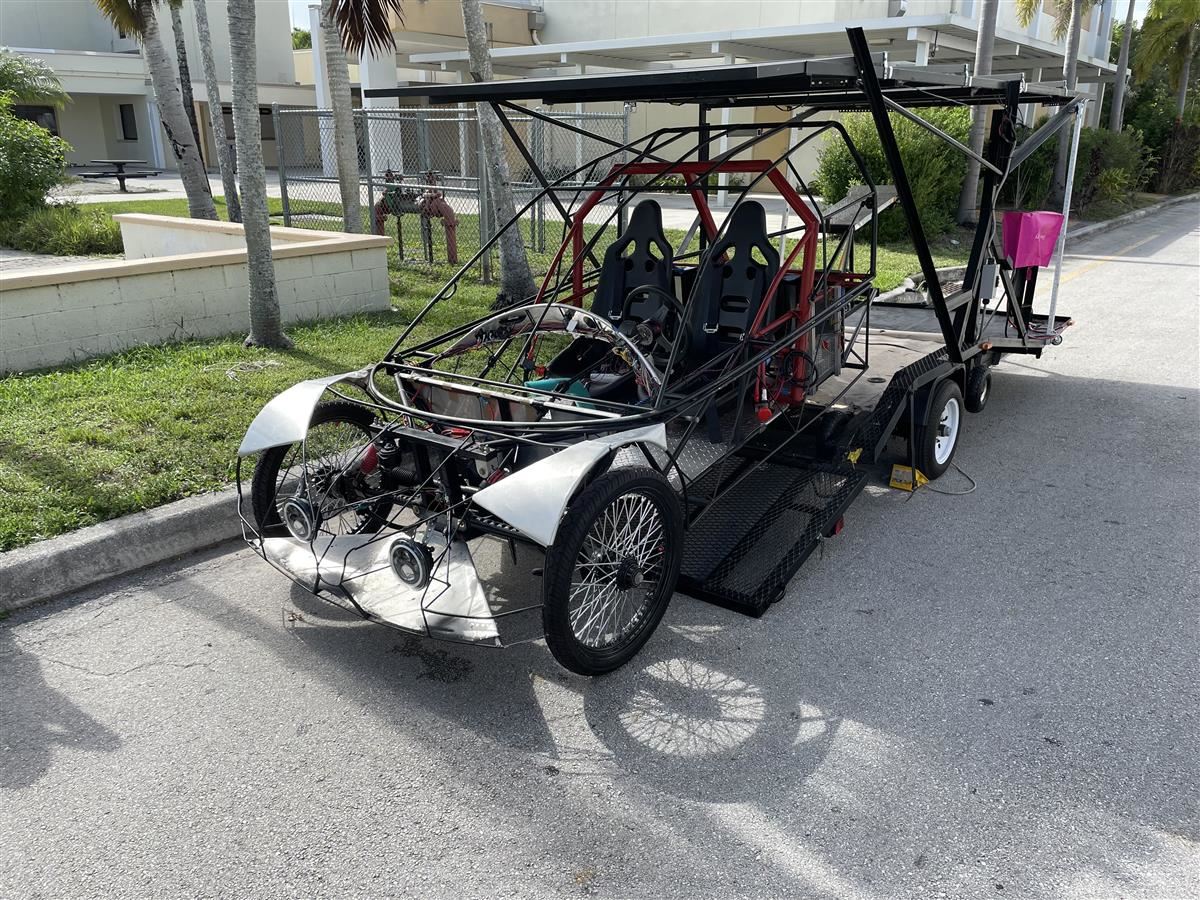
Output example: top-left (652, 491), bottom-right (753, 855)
top-left (678, 460), bottom-right (867, 616)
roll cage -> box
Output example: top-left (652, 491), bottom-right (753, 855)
top-left (359, 28), bottom-right (1083, 449)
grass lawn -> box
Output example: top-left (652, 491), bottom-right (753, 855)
top-left (0, 197), bottom-right (967, 551)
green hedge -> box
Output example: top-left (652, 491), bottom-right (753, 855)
top-left (0, 204), bottom-right (123, 256)
top-left (812, 108), bottom-right (971, 240)
top-left (0, 92), bottom-right (69, 214)
top-left (1002, 124), bottom-right (1153, 215)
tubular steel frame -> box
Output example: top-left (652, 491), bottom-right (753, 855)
top-left (246, 27), bottom-right (1086, 627)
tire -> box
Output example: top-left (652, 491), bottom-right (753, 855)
top-left (542, 466), bottom-right (683, 676)
top-left (250, 401), bottom-right (391, 537)
top-left (965, 366), bottom-right (991, 414)
top-left (915, 380), bottom-right (963, 480)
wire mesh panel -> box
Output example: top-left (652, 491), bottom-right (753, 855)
top-left (275, 104), bottom-right (630, 283)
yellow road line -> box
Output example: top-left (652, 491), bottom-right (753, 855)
top-left (1059, 232), bottom-right (1159, 285)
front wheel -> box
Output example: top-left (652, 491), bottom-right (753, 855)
top-left (250, 401), bottom-right (393, 539)
top-left (542, 466), bottom-right (683, 676)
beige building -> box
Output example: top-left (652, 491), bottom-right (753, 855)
top-left (387, 0), bottom-right (1117, 186)
top-left (1, 0), bottom-right (314, 170)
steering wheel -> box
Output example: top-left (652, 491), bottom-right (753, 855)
top-left (619, 285), bottom-right (689, 364)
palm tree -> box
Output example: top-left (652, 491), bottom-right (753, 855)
top-left (1109, 0), bottom-right (1138, 131)
top-left (0, 51), bottom-right (70, 106)
top-left (94, 0), bottom-right (217, 218)
top-left (168, 0), bottom-right (202, 152)
top-left (320, 0), bottom-right (362, 233)
top-left (93, 0), bottom-right (216, 219)
top-left (1135, 0), bottom-right (1200, 121)
top-left (226, 0), bottom-right (401, 348)
top-left (460, 0), bottom-right (537, 305)
top-left (193, 0), bottom-right (240, 222)
top-left (956, 0), bottom-right (999, 224)
top-left (227, 0), bottom-right (289, 347)
top-left (1016, 0), bottom-right (1097, 206)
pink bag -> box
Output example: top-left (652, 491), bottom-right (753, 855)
top-left (1002, 211), bottom-right (1064, 269)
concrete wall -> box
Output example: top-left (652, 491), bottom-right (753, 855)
top-left (0, 216), bottom-right (392, 374)
top-left (0, 0), bottom-right (139, 53)
top-left (0, 1), bottom-right (294, 86)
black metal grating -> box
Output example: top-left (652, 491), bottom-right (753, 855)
top-left (678, 460), bottom-right (866, 616)
top-left (853, 348), bottom-right (949, 460)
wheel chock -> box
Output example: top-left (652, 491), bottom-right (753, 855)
top-left (889, 464), bottom-right (929, 492)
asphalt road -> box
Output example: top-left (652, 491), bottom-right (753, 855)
top-left (3, 202), bottom-right (1198, 899)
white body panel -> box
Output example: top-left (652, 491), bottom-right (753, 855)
top-left (237, 370), bottom-right (367, 457)
top-left (471, 423), bottom-right (668, 547)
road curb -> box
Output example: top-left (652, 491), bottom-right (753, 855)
top-left (1066, 191), bottom-right (1200, 242)
top-left (0, 488), bottom-right (241, 615)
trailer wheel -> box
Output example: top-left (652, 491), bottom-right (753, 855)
top-left (542, 466), bottom-right (682, 676)
top-left (965, 366), bottom-right (991, 413)
top-left (916, 380), bottom-right (963, 479)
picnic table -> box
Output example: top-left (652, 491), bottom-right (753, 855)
top-left (80, 159), bottom-right (161, 193)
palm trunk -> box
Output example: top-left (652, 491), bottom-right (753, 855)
top-left (461, 0), bottom-right (537, 304)
top-left (957, 0), bottom-right (998, 224)
top-left (1051, 0), bottom-right (1084, 208)
top-left (1109, 0), bottom-right (1136, 132)
top-left (193, 0), bottom-right (240, 222)
top-left (169, 2), bottom-right (202, 152)
top-left (1176, 30), bottom-right (1193, 121)
top-left (228, 0), bottom-right (289, 348)
top-left (320, 0), bottom-right (361, 233)
top-left (139, 1), bottom-right (215, 220)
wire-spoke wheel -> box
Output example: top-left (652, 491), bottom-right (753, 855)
top-left (543, 466), bottom-right (682, 675)
top-left (251, 401), bottom-right (393, 539)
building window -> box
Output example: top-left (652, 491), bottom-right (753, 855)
top-left (119, 103), bottom-right (138, 141)
top-left (118, 26), bottom-right (127, 38)
top-left (12, 105), bottom-right (58, 135)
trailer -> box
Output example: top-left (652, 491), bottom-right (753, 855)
top-left (235, 28), bottom-right (1084, 674)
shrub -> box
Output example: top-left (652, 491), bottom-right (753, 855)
top-left (0, 204), bottom-right (123, 255)
top-left (0, 91), bottom-right (69, 214)
top-left (1153, 123), bottom-right (1200, 193)
top-left (1001, 122), bottom-right (1152, 214)
top-left (812, 108), bottom-right (971, 240)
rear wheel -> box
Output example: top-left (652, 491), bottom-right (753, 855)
top-left (250, 401), bottom-right (393, 538)
top-left (965, 365), bottom-right (991, 413)
top-left (542, 466), bottom-right (682, 676)
top-left (915, 380), bottom-right (963, 479)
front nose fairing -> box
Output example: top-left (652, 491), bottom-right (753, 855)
top-left (240, 500), bottom-right (547, 647)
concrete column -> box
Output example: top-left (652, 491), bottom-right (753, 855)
top-left (716, 53), bottom-right (734, 208)
top-left (1088, 83), bottom-right (1105, 127)
top-left (458, 71), bottom-right (470, 182)
top-left (309, 4), bottom-right (336, 176)
top-left (574, 64), bottom-right (586, 180)
top-left (914, 40), bottom-right (930, 66)
top-left (360, 45), bottom-right (402, 176)
top-left (145, 97), bottom-right (166, 169)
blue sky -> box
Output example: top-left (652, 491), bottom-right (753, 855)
top-left (289, 0), bottom-right (315, 29)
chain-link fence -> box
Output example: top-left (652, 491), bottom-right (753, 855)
top-left (274, 104), bottom-right (629, 282)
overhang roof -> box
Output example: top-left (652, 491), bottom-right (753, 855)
top-left (364, 50), bottom-right (1078, 110)
top-left (396, 14), bottom-right (1115, 83)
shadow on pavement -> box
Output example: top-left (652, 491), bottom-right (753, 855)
top-left (0, 627), bottom-right (121, 789)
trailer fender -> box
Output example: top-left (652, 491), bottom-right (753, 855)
top-left (471, 424), bottom-right (668, 547)
top-left (238, 370), bottom-right (370, 457)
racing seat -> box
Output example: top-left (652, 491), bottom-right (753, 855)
top-left (688, 201), bottom-right (780, 364)
top-left (591, 199), bottom-right (674, 323)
